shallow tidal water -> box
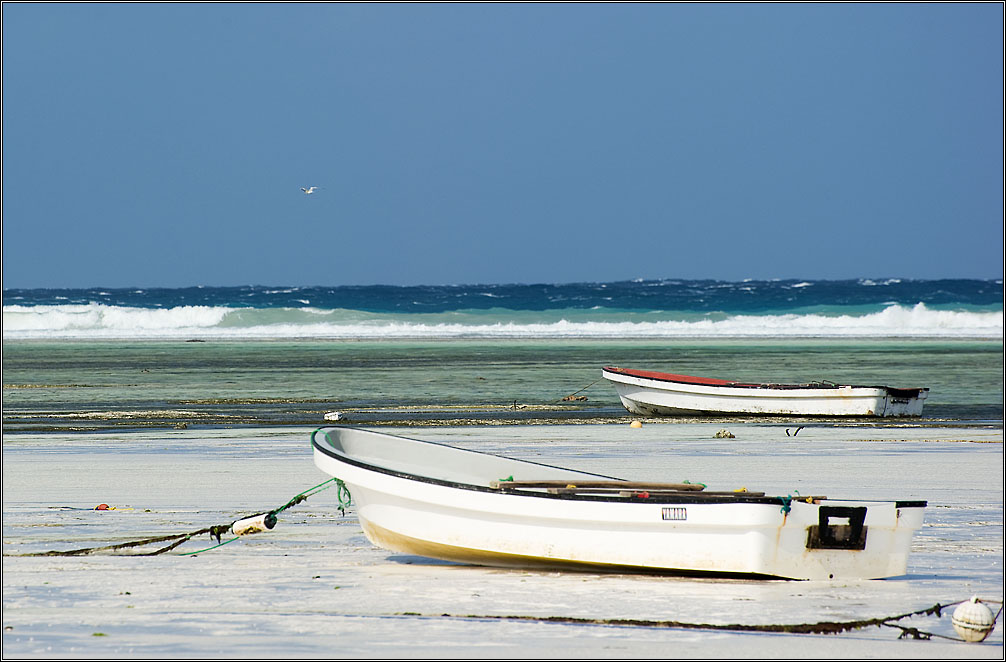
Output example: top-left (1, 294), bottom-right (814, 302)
top-left (3, 338), bottom-right (1002, 432)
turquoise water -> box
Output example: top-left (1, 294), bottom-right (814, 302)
top-left (3, 338), bottom-right (1001, 432)
top-left (3, 280), bottom-right (1001, 340)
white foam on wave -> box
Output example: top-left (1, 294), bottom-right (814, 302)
top-left (2, 302), bottom-right (1001, 340)
top-left (3, 304), bottom-right (230, 334)
top-left (860, 278), bottom-right (903, 286)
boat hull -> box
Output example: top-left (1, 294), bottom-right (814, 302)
top-left (312, 427), bottom-right (926, 580)
top-left (603, 367), bottom-right (928, 417)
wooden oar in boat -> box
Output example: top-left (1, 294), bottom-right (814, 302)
top-left (489, 480), bottom-right (705, 491)
top-left (543, 487), bottom-right (767, 497)
top-left (614, 489), bottom-right (767, 498)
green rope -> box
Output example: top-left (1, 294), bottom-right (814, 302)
top-left (177, 535), bottom-right (243, 556)
top-left (780, 491), bottom-right (801, 514)
top-left (7, 477), bottom-right (352, 558)
top-left (272, 477), bottom-right (351, 516)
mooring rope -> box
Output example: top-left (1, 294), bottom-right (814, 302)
top-left (780, 491), bottom-right (799, 514)
top-left (272, 476), bottom-right (352, 517)
top-left (401, 598), bottom-right (1004, 641)
top-left (555, 378), bottom-right (602, 403)
top-left (6, 477), bottom-right (352, 558)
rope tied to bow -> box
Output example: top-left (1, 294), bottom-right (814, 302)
top-left (7, 477), bottom-right (352, 558)
top-left (780, 490), bottom-right (802, 514)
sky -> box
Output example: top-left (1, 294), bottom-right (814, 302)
top-left (2, 3), bottom-right (1003, 289)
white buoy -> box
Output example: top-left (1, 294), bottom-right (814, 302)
top-left (951, 596), bottom-right (996, 642)
top-left (231, 512), bottom-right (277, 536)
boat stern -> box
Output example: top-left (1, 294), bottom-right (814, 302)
top-left (757, 498), bottom-right (927, 580)
top-left (882, 388), bottom-right (929, 417)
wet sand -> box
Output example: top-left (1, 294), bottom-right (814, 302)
top-left (2, 423), bottom-right (1002, 659)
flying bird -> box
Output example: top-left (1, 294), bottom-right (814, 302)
top-left (301, 186), bottom-right (318, 194)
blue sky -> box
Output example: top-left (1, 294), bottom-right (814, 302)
top-left (2, 3), bottom-right (1003, 288)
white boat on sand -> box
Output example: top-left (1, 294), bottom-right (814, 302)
top-left (311, 426), bottom-right (927, 580)
top-left (602, 366), bottom-right (929, 417)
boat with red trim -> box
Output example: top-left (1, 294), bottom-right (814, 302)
top-left (602, 366), bottom-right (928, 417)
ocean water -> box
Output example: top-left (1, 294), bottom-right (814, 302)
top-left (2, 280), bottom-right (1002, 431)
top-left (2, 279), bottom-right (1002, 339)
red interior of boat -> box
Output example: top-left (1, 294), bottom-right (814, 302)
top-left (604, 366), bottom-right (745, 386)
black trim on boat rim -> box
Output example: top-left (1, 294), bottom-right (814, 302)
top-left (311, 428), bottom-right (927, 508)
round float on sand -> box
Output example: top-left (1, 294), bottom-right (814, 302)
top-left (951, 597), bottom-right (996, 642)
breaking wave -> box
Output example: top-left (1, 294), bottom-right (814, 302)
top-left (3, 302), bottom-right (1001, 339)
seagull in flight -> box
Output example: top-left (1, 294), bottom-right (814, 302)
top-left (301, 186), bottom-right (318, 194)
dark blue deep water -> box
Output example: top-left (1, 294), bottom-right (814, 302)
top-left (3, 278), bottom-right (1002, 313)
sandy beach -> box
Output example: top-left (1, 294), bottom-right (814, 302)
top-left (2, 422), bottom-right (1002, 659)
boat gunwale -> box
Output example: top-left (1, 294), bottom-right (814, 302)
top-left (311, 427), bottom-right (927, 509)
